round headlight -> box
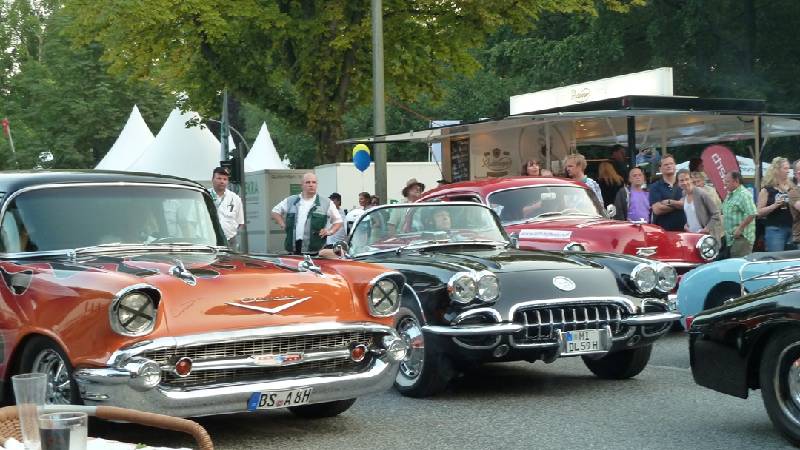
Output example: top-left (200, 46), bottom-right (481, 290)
top-left (448, 273), bottom-right (477, 304)
top-left (111, 291), bottom-right (156, 336)
top-left (476, 273), bottom-right (500, 303)
top-left (656, 264), bottom-right (678, 292)
top-left (369, 277), bottom-right (401, 316)
top-left (631, 263), bottom-right (657, 293)
top-left (697, 235), bottom-right (718, 261)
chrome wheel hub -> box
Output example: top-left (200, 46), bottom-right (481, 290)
top-left (398, 316), bottom-right (424, 380)
top-left (789, 356), bottom-right (800, 411)
top-left (32, 349), bottom-right (72, 405)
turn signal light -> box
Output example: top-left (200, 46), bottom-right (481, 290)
top-left (175, 357), bottom-right (193, 377)
top-left (685, 316), bottom-right (694, 330)
top-left (350, 344), bottom-right (368, 362)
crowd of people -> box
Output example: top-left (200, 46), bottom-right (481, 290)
top-left (516, 149), bottom-right (800, 259)
top-left (212, 148), bottom-right (799, 260)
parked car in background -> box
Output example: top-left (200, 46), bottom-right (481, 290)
top-left (0, 171), bottom-right (407, 418)
top-left (419, 177), bottom-right (718, 275)
top-left (689, 275), bottom-right (800, 446)
top-left (677, 250), bottom-right (800, 329)
top-left (328, 202), bottom-right (680, 397)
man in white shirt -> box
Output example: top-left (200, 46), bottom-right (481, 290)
top-left (210, 166), bottom-right (244, 249)
top-left (326, 192), bottom-right (348, 245)
top-left (271, 172), bottom-right (343, 254)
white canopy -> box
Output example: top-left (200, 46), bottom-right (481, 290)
top-left (244, 122), bottom-right (287, 171)
top-left (126, 108), bottom-right (220, 181)
top-left (96, 105), bottom-right (155, 170)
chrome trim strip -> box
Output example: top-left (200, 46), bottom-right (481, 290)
top-left (663, 261), bottom-right (701, 269)
top-left (621, 312), bottom-right (681, 325)
top-left (452, 307), bottom-right (502, 324)
top-left (106, 322), bottom-right (396, 366)
top-left (403, 283), bottom-right (427, 324)
top-left (180, 349), bottom-right (353, 372)
top-left (422, 323), bottom-right (523, 336)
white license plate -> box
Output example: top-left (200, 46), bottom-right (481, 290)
top-left (247, 388), bottom-right (313, 411)
top-left (559, 329), bottom-right (609, 355)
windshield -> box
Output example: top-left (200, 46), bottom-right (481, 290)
top-left (0, 185), bottom-right (222, 253)
top-left (486, 185), bottom-right (604, 225)
top-left (349, 203), bottom-right (507, 256)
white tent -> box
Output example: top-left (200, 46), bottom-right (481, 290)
top-left (127, 108), bottom-right (220, 181)
top-left (244, 122), bottom-right (287, 171)
top-left (96, 105), bottom-right (155, 170)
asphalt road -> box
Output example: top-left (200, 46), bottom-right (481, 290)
top-left (91, 331), bottom-right (796, 450)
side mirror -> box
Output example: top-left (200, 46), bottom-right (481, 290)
top-left (333, 241), bottom-right (349, 258)
top-left (605, 204), bottom-right (617, 219)
top-left (508, 232), bottom-right (519, 249)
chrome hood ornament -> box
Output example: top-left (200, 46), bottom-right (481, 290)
top-left (225, 296), bottom-right (312, 314)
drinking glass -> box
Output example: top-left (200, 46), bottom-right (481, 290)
top-left (12, 373), bottom-right (47, 450)
top-left (38, 412), bottom-right (87, 450)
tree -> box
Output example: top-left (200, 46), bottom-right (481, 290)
top-left (0, 3), bottom-right (175, 169)
top-left (64, 0), bottom-right (642, 165)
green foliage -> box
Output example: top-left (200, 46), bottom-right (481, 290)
top-left (0, 3), bottom-right (175, 170)
top-left (64, 0), bottom-right (628, 165)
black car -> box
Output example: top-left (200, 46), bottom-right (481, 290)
top-left (689, 270), bottom-right (800, 445)
top-left (339, 202), bottom-right (680, 397)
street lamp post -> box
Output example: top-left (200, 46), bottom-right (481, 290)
top-left (208, 118), bottom-right (250, 253)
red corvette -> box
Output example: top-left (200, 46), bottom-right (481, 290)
top-left (419, 177), bottom-right (717, 273)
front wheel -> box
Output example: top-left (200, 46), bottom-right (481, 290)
top-left (759, 328), bottom-right (800, 445)
top-left (288, 399), bottom-right (356, 418)
top-left (582, 345), bottom-right (652, 379)
top-left (394, 306), bottom-right (453, 398)
top-left (18, 336), bottom-right (80, 405)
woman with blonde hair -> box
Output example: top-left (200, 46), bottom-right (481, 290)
top-left (757, 156), bottom-right (794, 251)
top-left (598, 161), bottom-right (624, 207)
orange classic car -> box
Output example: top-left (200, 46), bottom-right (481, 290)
top-left (0, 171), bottom-right (407, 418)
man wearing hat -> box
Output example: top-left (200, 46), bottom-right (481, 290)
top-left (326, 192), bottom-right (348, 245)
top-left (271, 172), bottom-right (343, 254)
top-left (388, 178), bottom-right (426, 234)
top-left (210, 166), bottom-right (244, 249)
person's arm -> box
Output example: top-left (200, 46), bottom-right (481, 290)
top-left (320, 202), bottom-right (343, 237)
top-left (734, 214), bottom-right (756, 238)
top-left (270, 199), bottom-right (288, 230)
top-left (649, 186), bottom-right (670, 216)
top-left (756, 188), bottom-right (780, 217)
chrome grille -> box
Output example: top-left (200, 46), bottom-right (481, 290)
top-left (513, 304), bottom-right (628, 345)
top-left (141, 331), bottom-right (376, 388)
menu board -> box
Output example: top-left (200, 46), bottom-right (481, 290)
top-left (450, 139), bottom-right (470, 182)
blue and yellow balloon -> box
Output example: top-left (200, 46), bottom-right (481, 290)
top-left (352, 144), bottom-right (371, 172)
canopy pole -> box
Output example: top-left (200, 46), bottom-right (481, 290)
top-left (754, 115), bottom-right (762, 190)
top-left (371, 0), bottom-right (387, 203)
top-left (626, 116), bottom-right (637, 170)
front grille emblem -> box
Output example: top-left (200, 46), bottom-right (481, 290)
top-left (251, 353), bottom-right (304, 367)
top-left (552, 276), bottom-right (576, 291)
top-left (226, 296), bottom-right (311, 314)
top-left (636, 246), bottom-right (658, 257)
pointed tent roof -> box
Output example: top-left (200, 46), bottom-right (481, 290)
top-left (127, 108), bottom-right (220, 181)
top-left (96, 105), bottom-right (155, 170)
top-left (245, 122), bottom-right (287, 172)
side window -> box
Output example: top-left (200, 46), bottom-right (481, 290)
top-left (0, 204), bottom-right (24, 253)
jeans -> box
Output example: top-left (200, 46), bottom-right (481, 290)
top-left (764, 225), bottom-right (792, 252)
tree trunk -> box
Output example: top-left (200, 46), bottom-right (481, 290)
top-left (316, 120), bottom-right (346, 165)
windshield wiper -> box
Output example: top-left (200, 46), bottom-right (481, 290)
top-left (72, 242), bottom-right (218, 258)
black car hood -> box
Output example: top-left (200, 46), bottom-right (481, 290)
top-left (358, 246), bottom-right (595, 274)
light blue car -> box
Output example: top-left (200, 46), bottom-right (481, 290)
top-left (676, 250), bottom-right (800, 329)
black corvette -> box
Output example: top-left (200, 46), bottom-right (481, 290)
top-left (689, 269), bottom-right (800, 446)
top-left (337, 202), bottom-right (680, 397)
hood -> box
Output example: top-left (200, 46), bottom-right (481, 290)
top-left (507, 217), bottom-right (702, 262)
top-left (13, 252), bottom-right (359, 337)
top-left (361, 247), bottom-right (596, 275)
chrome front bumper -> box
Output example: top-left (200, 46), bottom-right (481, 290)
top-left (74, 323), bottom-right (405, 418)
